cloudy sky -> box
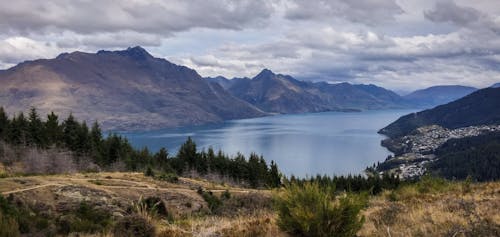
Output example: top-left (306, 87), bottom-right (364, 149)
top-left (1, 0), bottom-right (499, 92)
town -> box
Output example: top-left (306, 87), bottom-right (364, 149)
top-left (374, 124), bottom-right (500, 179)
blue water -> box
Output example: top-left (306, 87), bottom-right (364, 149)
top-left (121, 110), bottom-right (415, 177)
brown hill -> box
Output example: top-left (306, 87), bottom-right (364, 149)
top-left (0, 47), bottom-right (264, 130)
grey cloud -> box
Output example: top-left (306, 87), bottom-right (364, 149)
top-left (285, 0), bottom-right (404, 25)
top-left (424, 0), bottom-right (500, 34)
top-left (424, 1), bottom-right (482, 26)
top-left (0, 0), bottom-right (274, 36)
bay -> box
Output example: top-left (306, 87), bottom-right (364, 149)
top-left (121, 109), bottom-right (415, 177)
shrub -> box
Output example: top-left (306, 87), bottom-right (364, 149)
top-left (144, 167), bottom-right (154, 177)
top-left (57, 202), bottom-right (112, 234)
top-left (113, 214), bottom-right (155, 237)
top-left (274, 182), bottom-right (367, 237)
top-left (415, 175), bottom-right (449, 194)
top-left (197, 189), bottom-right (222, 212)
top-left (156, 172), bottom-right (179, 183)
top-left (221, 190), bottom-right (231, 200)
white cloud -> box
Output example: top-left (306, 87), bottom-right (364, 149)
top-left (0, 0), bottom-right (499, 91)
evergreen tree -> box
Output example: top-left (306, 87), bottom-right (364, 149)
top-left (89, 121), bottom-right (103, 163)
top-left (268, 160), bottom-right (281, 188)
top-left (248, 153), bottom-right (261, 188)
top-left (0, 107), bottom-right (8, 140)
top-left (76, 121), bottom-right (91, 154)
top-left (177, 137), bottom-right (197, 169)
top-left (45, 112), bottom-right (61, 146)
top-left (104, 134), bottom-right (122, 166)
top-left (7, 112), bottom-right (28, 145)
top-left (27, 107), bottom-right (46, 147)
top-left (154, 147), bottom-right (170, 171)
top-left (62, 113), bottom-right (80, 151)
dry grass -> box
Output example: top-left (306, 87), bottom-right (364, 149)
top-left (359, 181), bottom-right (500, 237)
top-left (157, 211), bottom-right (288, 237)
top-left (2, 172), bottom-right (499, 237)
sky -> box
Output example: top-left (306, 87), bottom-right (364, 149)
top-left (1, 0), bottom-right (499, 92)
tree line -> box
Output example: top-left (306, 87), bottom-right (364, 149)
top-left (286, 173), bottom-right (402, 195)
top-left (0, 107), bottom-right (281, 188)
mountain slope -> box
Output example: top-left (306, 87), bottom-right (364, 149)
top-left (404, 85), bottom-right (477, 108)
top-left (379, 87), bottom-right (500, 138)
top-left (223, 69), bottom-right (409, 113)
top-left (227, 69), bottom-right (335, 113)
top-left (0, 47), bottom-right (264, 130)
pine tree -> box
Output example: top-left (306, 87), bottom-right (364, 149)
top-left (28, 107), bottom-right (46, 147)
top-left (62, 113), bottom-right (80, 151)
top-left (0, 107), bottom-right (9, 140)
top-left (154, 147), bottom-right (169, 171)
top-left (7, 112), bottom-right (28, 145)
top-left (45, 112), bottom-right (61, 146)
top-left (248, 153), bottom-right (261, 188)
top-left (77, 121), bottom-right (91, 154)
top-left (89, 121), bottom-right (103, 163)
top-left (268, 160), bottom-right (281, 188)
top-left (177, 137), bottom-right (197, 169)
top-left (104, 134), bottom-right (122, 166)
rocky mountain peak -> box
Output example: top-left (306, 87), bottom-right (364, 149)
top-left (121, 46), bottom-right (152, 60)
top-left (254, 68), bottom-right (276, 80)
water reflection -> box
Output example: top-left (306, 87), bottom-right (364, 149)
top-left (121, 110), bottom-right (415, 177)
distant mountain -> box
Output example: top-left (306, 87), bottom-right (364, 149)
top-left (379, 87), bottom-right (500, 138)
top-left (315, 82), bottom-right (407, 110)
top-left (217, 69), bottom-right (409, 114)
top-left (491, 83), bottom-right (500, 88)
top-left (226, 69), bottom-right (334, 113)
top-left (206, 76), bottom-right (250, 90)
top-left (404, 85), bottom-right (477, 108)
top-left (0, 47), bottom-right (264, 130)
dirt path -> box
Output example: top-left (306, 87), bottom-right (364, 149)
top-left (2, 183), bottom-right (64, 195)
top-left (1, 177), bottom-right (253, 196)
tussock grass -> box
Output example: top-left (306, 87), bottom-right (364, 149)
top-left (359, 180), bottom-right (500, 236)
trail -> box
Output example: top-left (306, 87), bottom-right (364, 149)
top-left (1, 177), bottom-right (252, 195)
top-left (2, 183), bottom-right (64, 195)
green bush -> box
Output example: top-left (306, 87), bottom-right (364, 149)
top-left (155, 172), bottom-right (179, 183)
top-left (57, 202), bottom-right (112, 234)
top-left (221, 190), bottom-right (231, 200)
top-left (415, 175), bottom-right (449, 194)
top-left (274, 182), bottom-right (367, 237)
top-left (144, 167), bottom-right (154, 177)
top-left (113, 214), bottom-right (155, 237)
top-left (198, 190), bottom-right (222, 212)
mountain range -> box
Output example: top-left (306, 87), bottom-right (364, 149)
top-left (0, 46), bottom-right (488, 130)
top-left (0, 47), bottom-right (264, 130)
top-left (207, 69), bottom-right (408, 114)
top-left (402, 85), bottom-right (477, 108)
top-left (379, 87), bottom-right (500, 138)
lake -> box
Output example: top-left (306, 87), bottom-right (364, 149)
top-left (121, 110), bottom-right (415, 177)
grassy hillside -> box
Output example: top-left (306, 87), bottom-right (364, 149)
top-left (0, 173), bottom-right (499, 236)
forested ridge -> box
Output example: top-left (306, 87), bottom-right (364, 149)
top-left (429, 131), bottom-right (500, 181)
top-left (0, 106), bottom-right (280, 188)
